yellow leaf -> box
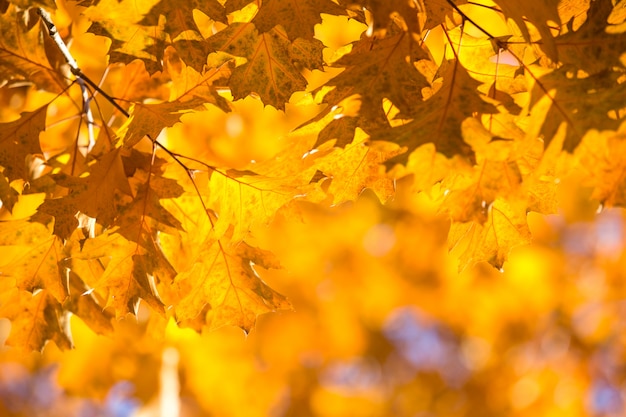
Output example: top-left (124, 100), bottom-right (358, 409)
top-left (378, 60), bottom-right (497, 166)
top-left (84, 0), bottom-right (165, 74)
top-left (252, 0), bottom-right (346, 41)
top-left (0, 5), bottom-right (67, 92)
top-left (314, 130), bottom-right (401, 204)
top-left (449, 197), bottom-right (531, 270)
top-left (0, 289), bottom-right (72, 351)
top-left (207, 23), bottom-right (311, 109)
top-left (174, 240), bottom-right (291, 333)
top-left (0, 217), bottom-right (67, 302)
top-left (0, 105), bottom-right (47, 182)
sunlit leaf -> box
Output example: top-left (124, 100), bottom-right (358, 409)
top-left (0, 4), bottom-right (67, 92)
top-left (253, 0), bottom-right (345, 41)
top-left (0, 289), bottom-right (72, 351)
top-left (207, 23), bottom-right (316, 109)
top-left (174, 240), bottom-right (291, 333)
top-left (0, 105), bottom-right (46, 182)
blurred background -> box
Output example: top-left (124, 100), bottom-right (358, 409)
top-left (2, 176), bottom-right (626, 417)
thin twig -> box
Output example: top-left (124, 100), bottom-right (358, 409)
top-left (36, 6), bottom-right (222, 222)
top-left (37, 8), bottom-right (96, 152)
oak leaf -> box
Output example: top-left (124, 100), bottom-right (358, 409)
top-left (321, 32), bottom-right (430, 128)
top-left (576, 126), bottom-right (626, 208)
top-left (0, 4), bottom-right (67, 92)
top-left (494, 0), bottom-right (560, 59)
top-left (40, 148), bottom-right (132, 237)
top-left (141, 0), bottom-right (227, 39)
top-left (530, 68), bottom-right (626, 151)
top-left (67, 171), bottom-right (183, 318)
top-left (73, 227), bottom-right (171, 318)
top-left (0, 217), bottom-right (67, 302)
top-left (449, 197), bottom-right (531, 270)
top-left (253, 0), bottom-right (346, 41)
top-left (207, 23), bottom-right (318, 109)
top-left (339, 0), bottom-right (420, 34)
top-left (121, 99), bottom-right (208, 148)
top-left (0, 105), bottom-right (46, 182)
top-left (84, 0), bottom-right (166, 74)
top-left (378, 60), bottom-right (497, 166)
top-left (206, 169), bottom-right (311, 241)
top-left (0, 289), bottom-right (72, 351)
top-left (555, 0), bottom-right (626, 74)
top-left (313, 130), bottom-right (401, 204)
top-left (174, 240), bottom-right (291, 333)
top-left (418, 0), bottom-right (466, 31)
top-left (62, 273), bottom-right (114, 336)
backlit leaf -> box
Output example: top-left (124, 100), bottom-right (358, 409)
top-left (449, 197), bottom-right (531, 270)
top-left (84, 0), bottom-right (165, 74)
top-left (494, 0), bottom-right (560, 59)
top-left (207, 23), bottom-right (314, 109)
top-left (0, 4), bottom-right (67, 92)
top-left (174, 240), bottom-right (291, 333)
top-left (0, 218), bottom-right (67, 302)
top-left (378, 60), bottom-right (497, 166)
top-left (0, 289), bottom-right (72, 351)
top-left (253, 0), bottom-right (346, 41)
top-left (0, 105), bottom-right (46, 182)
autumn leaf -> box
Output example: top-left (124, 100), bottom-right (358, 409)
top-left (418, 0), bottom-right (466, 30)
top-left (167, 64), bottom-right (232, 111)
top-left (72, 227), bottom-right (171, 319)
top-left (338, 0), bottom-right (420, 34)
top-left (121, 99), bottom-right (207, 148)
top-left (62, 272), bottom-right (114, 336)
top-left (174, 240), bottom-right (291, 333)
top-left (0, 4), bottom-right (67, 92)
top-left (530, 68), bottom-right (626, 151)
top-left (0, 289), bottom-right (72, 351)
top-left (40, 147), bottom-right (132, 236)
top-left (207, 23), bottom-right (318, 109)
top-left (377, 60), bottom-right (497, 166)
top-left (555, 0), bottom-right (626, 74)
top-left (320, 31), bottom-right (430, 127)
top-left (313, 129), bottom-right (401, 204)
top-left (0, 105), bottom-right (46, 182)
top-left (84, 0), bottom-right (166, 74)
top-left (575, 125), bottom-right (626, 207)
top-left (0, 217), bottom-right (67, 302)
top-left (494, 0), bottom-right (560, 59)
top-left (141, 0), bottom-right (227, 38)
top-left (205, 168), bottom-right (311, 241)
top-left (252, 0), bottom-right (346, 41)
top-left (3, 0), bottom-right (626, 390)
top-left (448, 197), bottom-right (531, 270)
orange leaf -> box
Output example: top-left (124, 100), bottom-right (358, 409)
top-left (0, 105), bottom-right (47, 182)
top-left (449, 197), bottom-right (531, 270)
top-left (207, 23), bottom-right (315, 109)
top-left (253, 0), bottom-right (345, 41)
top-left (0, 289), bottom-right (72, 351)
top-left (0, 217), bottom-right (68, 303)
top-left (0, 5), bottom-right (67, 92)
top-left (174, 240), bottom-right (291, 333)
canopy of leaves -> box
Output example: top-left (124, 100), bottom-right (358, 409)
top-left (2, 0), bottom-right (626, 415)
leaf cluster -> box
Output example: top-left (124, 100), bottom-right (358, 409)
top-left (0, 0), bottom-right (626, 351)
